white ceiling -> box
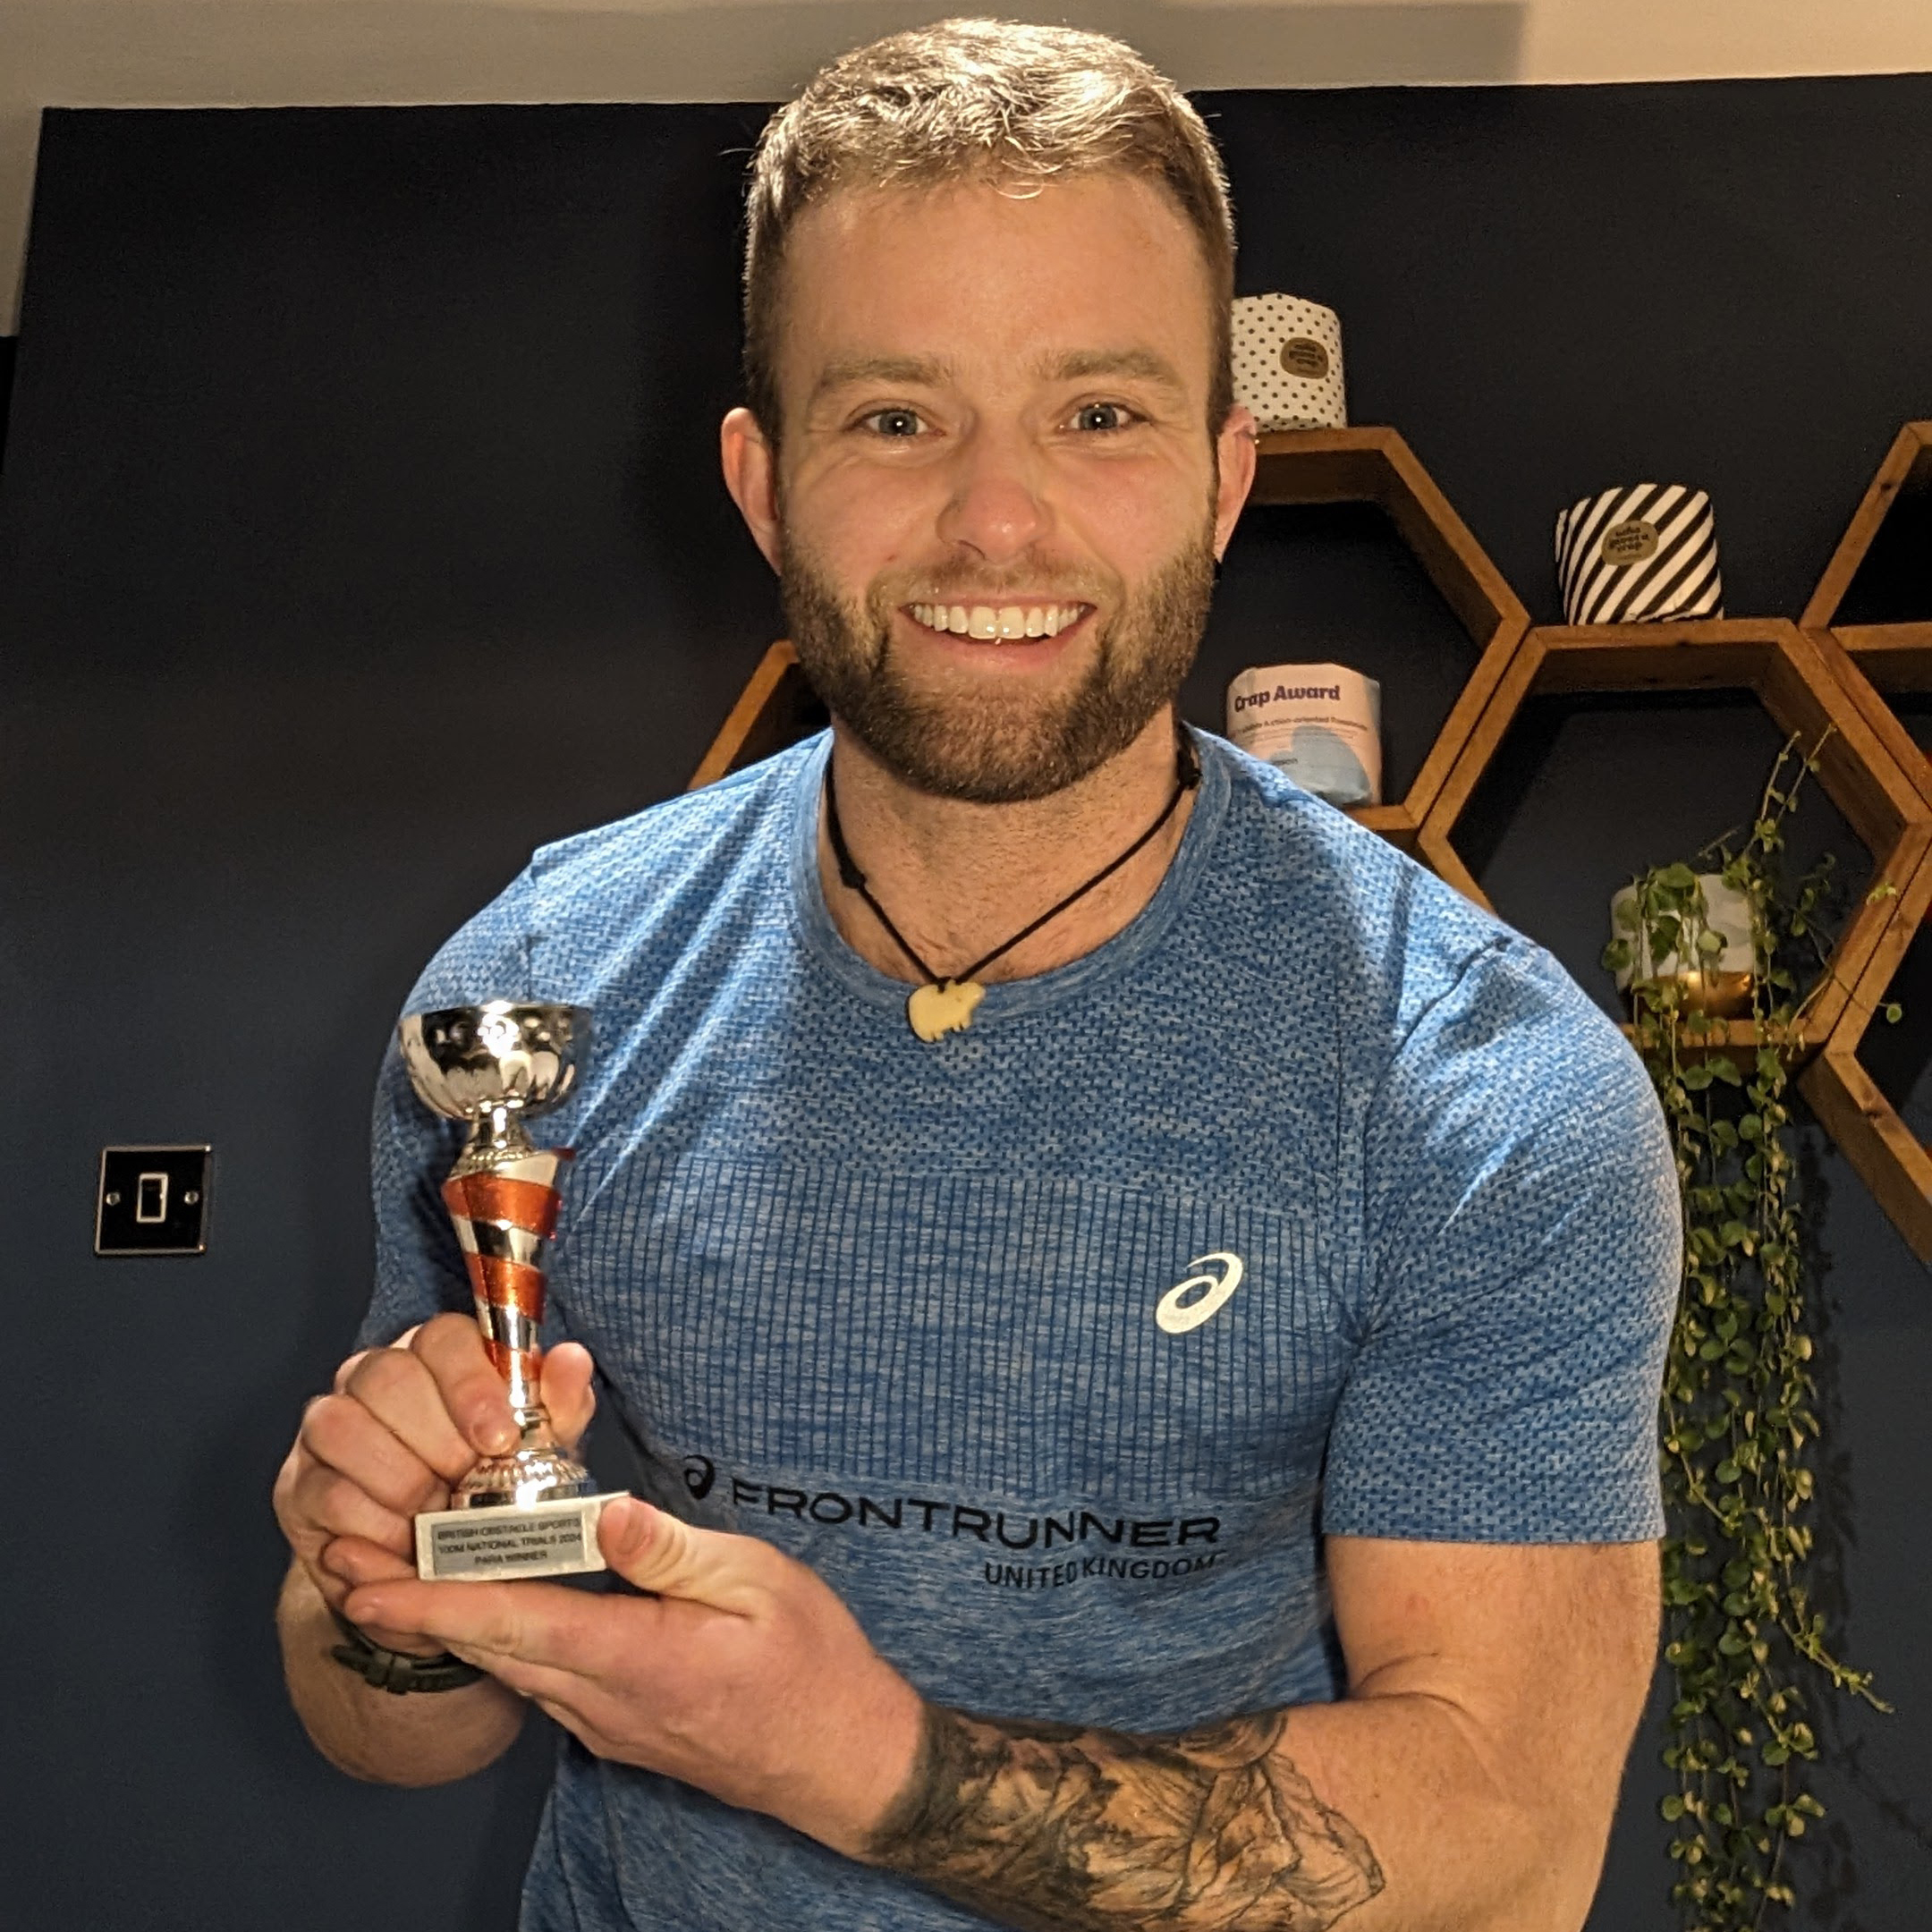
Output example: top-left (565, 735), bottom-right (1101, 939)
top-left (3, 0), bottom-right (1930, 330)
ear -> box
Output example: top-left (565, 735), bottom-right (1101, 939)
top-left (1211, 402), bottom-right (1258, 562)
top-left (720, 407), bottom-right (784, 573)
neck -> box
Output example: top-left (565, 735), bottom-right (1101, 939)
top-left (817, 708), bottom-right (1198, 987)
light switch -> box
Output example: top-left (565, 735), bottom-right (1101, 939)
top-left (97, 1146), bottom-right (210, 1255)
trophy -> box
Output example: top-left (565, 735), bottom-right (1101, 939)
top-left (398, 1001), bottom-right (623, 1581)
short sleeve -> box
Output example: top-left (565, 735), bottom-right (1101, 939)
top-left (358, 864), bottom-right (543, 1350)
top-left (1325, 936), bottom-right (1680, 1544)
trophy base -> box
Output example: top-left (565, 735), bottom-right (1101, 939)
top-left (453, 1437), bottom-right (597, 1510)
top-left (415, 1490), bottom-right (628, 1581)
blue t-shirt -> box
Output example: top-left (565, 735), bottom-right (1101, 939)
top-left (364, 729), bottom-right (1680, 1931)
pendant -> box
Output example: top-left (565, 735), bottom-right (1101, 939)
top-left (907, 979), bottom-right (985, 1042)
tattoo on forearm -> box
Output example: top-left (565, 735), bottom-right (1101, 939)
top-left (868, 1707), bottom-right (1385, 1931)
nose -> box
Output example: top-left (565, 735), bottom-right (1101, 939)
top-left (933, 422), bottom-right (1052, 565)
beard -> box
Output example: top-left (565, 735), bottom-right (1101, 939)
top-left (779, 525), bottom-right (1216, 805)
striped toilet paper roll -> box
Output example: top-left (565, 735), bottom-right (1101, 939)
top-left (1555, 483), bottom-right (1724, 624)
top-left (1232, 293), bottom-right (1347, 431)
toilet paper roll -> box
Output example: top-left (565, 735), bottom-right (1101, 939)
top-left (1226, 663), bottom-right (1381, 808)
top-left (1555, 483), bottom-right (1724, 625)
top-left (1231, 294), bottom-right (1347, 431)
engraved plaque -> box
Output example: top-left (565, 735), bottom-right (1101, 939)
top-left (416, 1492), bottom-right (622, 1580)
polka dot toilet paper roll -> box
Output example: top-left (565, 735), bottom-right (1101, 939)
top-left (1555, 483), bottom-right (1724, 624)
top-left (1231, 294), bottom-right (1347, 431)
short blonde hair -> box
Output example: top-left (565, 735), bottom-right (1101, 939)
top-left (743, 17), bottom-right (1236, 444)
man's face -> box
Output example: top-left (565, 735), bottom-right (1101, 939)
top-left (743, 171), bottom-right (1251, 803)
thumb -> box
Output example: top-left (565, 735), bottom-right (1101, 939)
top-left (539, 1341), bottom-right (597, 1451)
top-left (599, 1497), bottom-right (772, 1615)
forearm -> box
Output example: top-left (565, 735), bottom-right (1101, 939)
top-left (277, 1562), bottom-right (527, 1786)
top-left (865, 1692), bottom-right (1604, 1932)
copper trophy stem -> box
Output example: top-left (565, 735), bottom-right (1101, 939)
top-left (400, 1004), bottom-right (597, 1512)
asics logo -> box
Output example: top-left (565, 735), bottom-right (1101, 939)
top-left (1155, 1252), bottom-right (1245, 1335)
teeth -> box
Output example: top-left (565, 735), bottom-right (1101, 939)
top-left (910, 603), bottom-right (1083, 639)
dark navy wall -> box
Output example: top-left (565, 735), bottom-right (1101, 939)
top-left (2, 80), bottom-right (1927, 1932)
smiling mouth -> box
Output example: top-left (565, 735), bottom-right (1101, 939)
top-left (906, 600), bottom-right (1091, 640)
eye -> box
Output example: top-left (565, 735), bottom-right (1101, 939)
top-left (860, 407), bottom-right (926, 438)
top-left (1069, 401), bottom-right (1139, 434)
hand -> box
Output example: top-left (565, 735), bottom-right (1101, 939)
top-left (272, 1312), bottom-right (597, 1655)
top-left (344, 1496), bottom-right (926, 1856)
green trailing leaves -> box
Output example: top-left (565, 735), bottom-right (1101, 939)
top-left (1607, 734), bottom-right (1886, 1932)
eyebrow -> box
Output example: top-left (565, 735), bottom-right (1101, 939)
top-left (1041, 348), bottom-right (1189, 397)
top-left (808, 355), bottom-right (953, 408)
top-left (806, 346), bottom-right (1191, 409)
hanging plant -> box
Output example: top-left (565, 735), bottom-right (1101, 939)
top-left (1605, 733), bottom-right (1889, 1930)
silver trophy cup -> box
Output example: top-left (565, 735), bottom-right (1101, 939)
top-left (398, 1001), bottom-right (621, 1580)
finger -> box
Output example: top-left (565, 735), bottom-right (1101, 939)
top-left (285, 1457), bottom-right (419, 1559)
top-left (451, 1648), bottom-right (596, 1713)
top-left (540, 1342), bottom-right (597, 1450)
top-left (597, 1498), bottom-right (772, 1615)
top-left (273, 1439), bottom-right (322, 1546)
top-left (339, 1347), bottom-right (477, 1487)
top-left (320, 1534), bottom-right (419, 1590)
top-left (324, 1543), bottom-right (470, 1657)
top-left (346, 1574), bottom-right (571, 1667)
top-left (328, 1322), bottom-right (421, 1394)
top-left (410, 1312), bottom-right (519, 1457)
top-left (332, 1349), bottom-right (374, 1395)
top-left (321, 1540), bottom-right (446, 1656)
top-left (344, 1572), bottom-right (667, 1685)
top-left (300, 1384), bottom-right (455, 1516)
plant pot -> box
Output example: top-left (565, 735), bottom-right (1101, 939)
top-left (1609, 872), bottom-right (1756, 1019)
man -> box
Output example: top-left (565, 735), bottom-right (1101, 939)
top-left (275, 20), bottom-right (1680, 1931)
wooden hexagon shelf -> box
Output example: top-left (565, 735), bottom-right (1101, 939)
top-left (1246, 427), bottom-right (1530, 844)
top-left (1802, 419), bottom-right (1932, 677)
top-left (1799, 839), bottom-right (1932, 1262)
top-left (1415, 618), bottom-right (1932, 1055)
top-left (689, 640), bottom-right (821, 790)
top-left (1801, 422), bottom-right (1932, 816)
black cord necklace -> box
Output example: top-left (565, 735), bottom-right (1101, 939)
top-left (824, 726), bottom-right (1202, 1041)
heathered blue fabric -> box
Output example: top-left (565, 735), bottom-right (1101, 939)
top-left (363, 728), bottom-right (1680, 1932)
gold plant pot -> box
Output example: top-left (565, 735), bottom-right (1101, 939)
top-left (1630, 970), bottom-right (1756, 1020)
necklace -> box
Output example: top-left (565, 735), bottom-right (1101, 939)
top-left (823, 726), bottom-right (1202, 1041)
